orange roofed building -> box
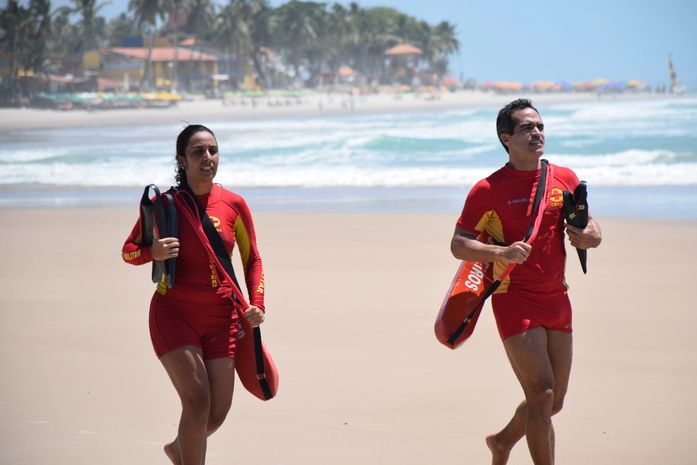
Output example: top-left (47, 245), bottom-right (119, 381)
top-left (84, 47), bottom-right (219, 91)
top-left (384, 43), bottom-right (422, 85)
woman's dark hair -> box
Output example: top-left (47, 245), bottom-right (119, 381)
top-left (496, 99), bottom-right (539, 153)
top-left (175, 124), bottom-right (216, 186)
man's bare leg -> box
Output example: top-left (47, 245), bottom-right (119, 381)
top-left (487, 328), bottom-right (552, 465)
top-left (486, 329), bottom-right (571, 465)
top-left (486, 400), bottom-right (526, 465)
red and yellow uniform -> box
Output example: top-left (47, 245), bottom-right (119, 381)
top-left (122, 184), bottom-right (264, 359)
top-left (456, 163), bottom-right (580, 339)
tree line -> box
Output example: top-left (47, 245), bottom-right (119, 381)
top-left (0, 0), bottom-right (459, 89)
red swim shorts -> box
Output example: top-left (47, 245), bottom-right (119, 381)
top-left (491, 292), bottom-right (572, 340)
top-left (149, 292), bottom-right (240, 360)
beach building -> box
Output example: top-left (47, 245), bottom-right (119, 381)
top-left (385, 43), bottom-right (422, 86)
top-left (83, 47), bottom-right (219, 91)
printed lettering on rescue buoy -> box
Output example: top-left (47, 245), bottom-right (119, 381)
top-left (434, 260), bottom-right (493, 349)
top-left (453, 261), bottom-right (489, 297)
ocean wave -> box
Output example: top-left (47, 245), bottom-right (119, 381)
top-left (3, 158), bottom-right (694, 188)
top-left (2, 98), bottom-right (695, 189)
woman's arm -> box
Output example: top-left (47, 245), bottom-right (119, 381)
top-left (233, 199), bottom-right (265, 311)
top-left (122, 219), bottom-right (153, 265)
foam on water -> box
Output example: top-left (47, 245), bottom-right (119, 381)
top-left (1, 97), bottom-right (695, 190)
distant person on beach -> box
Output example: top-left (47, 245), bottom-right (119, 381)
top-left (122, 124), bottom-right (266, 465)
top-left (450, 99), bottom-right (602, 465)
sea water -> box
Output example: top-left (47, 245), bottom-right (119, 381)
top-left (1, 97), bottom-right (696, 218)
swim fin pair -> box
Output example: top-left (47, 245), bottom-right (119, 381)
top-left (140, 184), bottom-right (178, 288)
top-left (562, 181), bottom-right (588, 274)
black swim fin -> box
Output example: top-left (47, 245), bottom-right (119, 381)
top-left (140, 184), bottom-right (177, 288)
top-left (162, 193), bottom-right (178, 288)
top-left (563, 181), bottom-right (589, 274)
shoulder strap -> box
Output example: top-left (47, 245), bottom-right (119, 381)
top-left (178, 185), bottom-right (273, 400)
top-left (178, 187), bottom-right (242, 299)
top-left (524, 159), bottom-right (548, 242)
top-left (447, 160), bottom-right (550, 346)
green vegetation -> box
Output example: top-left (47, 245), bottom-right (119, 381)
top-left (1, 0), bottom-right (459, 95)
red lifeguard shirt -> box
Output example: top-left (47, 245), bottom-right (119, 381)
top-left (456, 163), bottom-right (580, 299)
top-left (122, 184), bottom-right (265, 309)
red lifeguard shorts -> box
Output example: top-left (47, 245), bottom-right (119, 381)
top-left (149, 291), bottom-right (240, 360)
top-left (491, 292), bottom-right (572, 340)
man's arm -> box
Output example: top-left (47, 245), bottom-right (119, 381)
top-left (565, 216), bottom-right (602, 249)
top-left (450, 227), bottom-right (532, 264)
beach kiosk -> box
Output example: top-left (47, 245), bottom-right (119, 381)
top-left (385, 43), bottom-right (422, 86)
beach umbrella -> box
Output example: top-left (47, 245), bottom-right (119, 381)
top-left (626, 79), bottom-right (646, 89)
top-left (338, 66), bottom-right (357, 77)
top-left (495, 81), bottom-right (524, 91)
top-left (599, 81), bottom-right (625, 91)
top-left (573, 81), bottom-right (596, 91)
top-left (532, 81), bottom-right (556, 91)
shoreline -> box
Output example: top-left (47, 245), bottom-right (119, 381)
top-left (0, 90), bottom-right (683, 131)
top-left (2, 185), bottom-right (697, 219)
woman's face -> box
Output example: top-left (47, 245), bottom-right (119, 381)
top-left (177, 131), bottom-right (219, 185)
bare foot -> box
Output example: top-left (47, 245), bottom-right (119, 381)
top-left (164, 441), bottom-right (181, 465)
top-left (486, 434), bottom-right (512, 465)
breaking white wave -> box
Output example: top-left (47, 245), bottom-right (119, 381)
top-left (1, 98), bottom-right (695, 188)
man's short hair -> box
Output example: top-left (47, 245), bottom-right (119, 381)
top-left (496, 99), bottom-right (539, 153)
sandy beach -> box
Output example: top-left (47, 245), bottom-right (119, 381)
top-left (0, 90), bottom-right (676, 131)
top-left (1, 207), bottom-right (695, 465)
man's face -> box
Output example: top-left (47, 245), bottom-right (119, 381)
top-left (501, 108), bottom-right (545, 158)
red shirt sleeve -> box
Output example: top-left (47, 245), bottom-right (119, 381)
top-left (456, 179), bottom-right (494, 237)
top-left (121, 217), bottom-right (153, 265)
top-left (555, 165), bottom-right (581, 193)
top-left (229, 196), bottom-right (265, 310)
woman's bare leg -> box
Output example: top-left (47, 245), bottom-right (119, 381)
top-left (164, 356), bottom-right (236, 464)
top-left (160, 345), bottom-right (211, 465)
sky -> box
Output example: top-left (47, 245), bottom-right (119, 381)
top-left (47, 0), bottom-right (697, 89)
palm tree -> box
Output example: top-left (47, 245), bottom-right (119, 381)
top-left (26, 0), bottom-right (52, 73)
top-left (214, 1), bottom-right (252, 86)
top-left (106, 12), bottom-right (140, 47)
top-left (185, 0), bottom-right (215, 37)
top-left (65, 0), bottom-right (110, 53)
top-left (214, 0), bottom-right (271, 89)
top-left (129, 0), bottom-right (163, 90)
top-left (0, 0), bottom-right (51, 78)
top-left (160, 0), bottom-right (191, 91)
top-left (270, 1), bottom-right (326, 84)
top-left (182, 0), bottom-right (215, 90)
top-left (0, 1), bottom-right (31, 81)
top-left (244, 0), bottom-right (272, 89)
top-left (430, 21), bottom-right (459, 76)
